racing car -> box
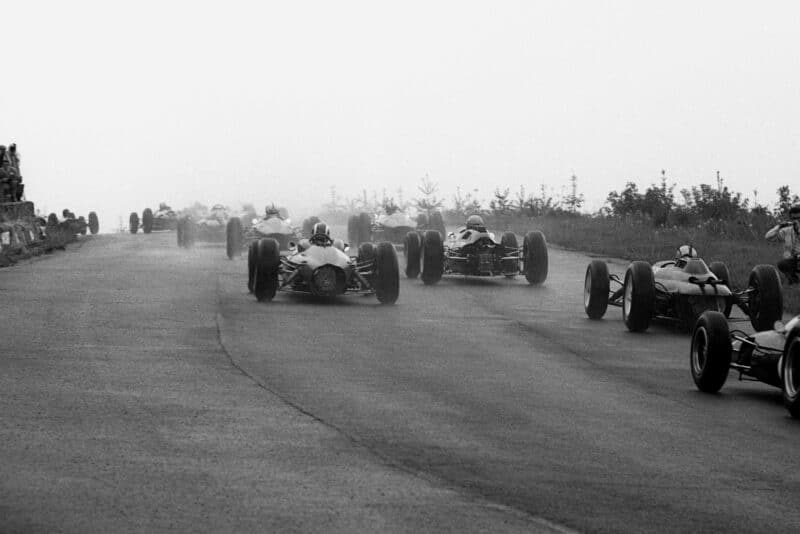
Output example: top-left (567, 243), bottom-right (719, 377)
top-left (347, 209), bottom-right (446, 247)
top-left (690, 311), bottom-right (800, 418)
top-left (130, 203), bottom-right (178, 234)
top-left (249, 222), bottom-right (399, 304)
top-left (226, 206), bottom-right (300, 259)
top-left (583, 245), bottom-right (783, 332)
top-left (403, 215), bottom-right (548, 285)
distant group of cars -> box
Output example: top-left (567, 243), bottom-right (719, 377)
top-left (128, 200), bottom-right (799, 418)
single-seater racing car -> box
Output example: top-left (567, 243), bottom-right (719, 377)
top-left (690, 310), bottom-right (800, 418)
top-left (226, 205), bottom-right (300, 259)
top-left (584, 245), bottom-right (783, 332)
top-left (130, 203), bottom-right (178, 234)
top-left (404, 215), bottom-right (548, 285)
top-left (249, 222), bottom-right (399, 304)
top-left (347, 207), bottom-right (446, 248)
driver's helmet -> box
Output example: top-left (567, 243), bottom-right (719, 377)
top-left (310, 222), bottom-right (331, 244)
top-left (675, 245), bottom-right (698, 261)
top-left (265, 204), bottom-right (281, 218)
top-left (789, 205), bottom-right (800, 219)
top-left (466, 215), bottom-right (485, 231)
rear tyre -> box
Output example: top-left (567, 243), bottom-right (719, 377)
top-left (77, 216), bottom-right (87, 235)
top-left (142, 208), bottom-right (154, 234)
top-left (691, 311), bottom-right (731, 393)
top-left (129, 212), bottom-right (139, 234)
top-left (622, 260), bottom-right (655, 332)
top-left (88, 211), bottom-right (99, 234)
top-left (748, 264), bottom-right (783, 331)
top-left (584, 260), bottom-right (610, 319)
top-left (176, 217), bottom-right (185, 247)
top-left (374, 242), bottom-right (400, 304)
top-left (709, 261), bottom-right (733, 317)
top-left (500, 232), bottom-right (519, 277)
top-left (421, 229), bottom-right (443, 285)
top-left (782, 334), bottom-right (800, 418)
top-left (522, 231), bottom-right (548, 284)
top-left (347, 215), bottom-right (360, 246)
top-left (247, 240), bottom-right (258, 293)
top-left (404, 231), bottom-right (422, 279)
top-left (358, 212), bottom-right (372, 244)
top-left (254, 238), bottom-right (280, 302)
top-left (226, 217), bottom-right (243, 259)
top-left (430, 211), bottom-right (446, 238)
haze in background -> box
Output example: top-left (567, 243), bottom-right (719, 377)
top-left (2, 1), bottom-right (799, 230)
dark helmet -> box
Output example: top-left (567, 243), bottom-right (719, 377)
top-left (789, 205), bottom-right (800, 219)
top-left (466, 215), bottom-right (485, 230)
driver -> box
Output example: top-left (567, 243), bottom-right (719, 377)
top-left (674, 245), bottom-right (698, 268)
top-left (309, 222), bottom-right (332, 246)
top-left (765, 205), bottom-right (800, 284)
top-left (265, 204), bottom-right (282, 219)
top-left (465, 214), bottom-right (486, 232)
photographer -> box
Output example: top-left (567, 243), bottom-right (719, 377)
top-left (765, 205), bottom-right (800, 284)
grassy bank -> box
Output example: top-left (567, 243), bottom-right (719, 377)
top-left (480, 214), bottom-right (800, 315)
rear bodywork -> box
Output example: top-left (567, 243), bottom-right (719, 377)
top-left (444, 227), bottom-right (519, 276)
top-left (278, 242), bottom-right (374, 297)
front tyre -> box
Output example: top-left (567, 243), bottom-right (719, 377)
top-left (522, 231), bottom-right (548, 284)
top-left (88, 211), bottom-right (99, 234)
top-left (226, 217), bottom-right (243, 259)
top-left (420, 229), bottom-right (443, 285)
top-left (254, 238), bottom-right (280, 302)
top-left (374, 241), bottom-right (400, 304)
top-left (584, 260), bottom-right (610, 319)
top-left (622, 260), bottom-right (655, 332)
top-left (142, 208), bottom-right (154, 234)
top-left (691, 311), bottom-right (732, 393)
top-left (129, 212), bottom-right (139, 234)
top-left (404, 231), bottom-right (422, 279)
top-left (782, 334), bottom-right (800, 418)
top-left (247, 240), bottom-right (258, 293)
top-left (748, 264), bottom-right (783, 331)
top-left (709, 261), bottom-right (733, 317)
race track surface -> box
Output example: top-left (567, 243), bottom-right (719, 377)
top-left (2, 232), bottom-right (799, 533)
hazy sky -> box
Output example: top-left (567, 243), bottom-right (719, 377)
top-left (2, 1), bottom-right (799, 230)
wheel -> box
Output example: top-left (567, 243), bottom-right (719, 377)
top-left (226, 217), bottom-right (243, 259)
top-left (500, 232), bottom-right (519, 277)
top-left (129, 212), bottom-right (139, 234)
top-left (416, 212), bottom-right (429, 229)
top-left (142, 208), bottom-right (154, 234)
top-left (404, 231), bottom-right (422, 279)
top-left (358, 212), bottom-right (372, 244)
top-left (176, 218), bottom-right (184, 247)
top-left (522, 231), bottom-right (548, 284)
top-left (374, 241), bottom-right (399, 304)
top-left (709, 261), bottom-right (733, 317)
top-left (77, 216), bottom-right (87, 235)
top-left (357, 242), bottom-right (376, 264)
top-left (247, 240), bottom-right (258, 293)
top-left (747, 265), bottom-right (783, 331)
top-left (430, 211), bottom-right (446, 238)
top-left (48, 213), bottom-right (58, 227)
top-left (691, 311), bottom-right (732, 393)
top-left (347, 215), bottom-right (360, 246)
top-left (254, 238), bottom-right (280, 302)
top-left (88, 211), bottom-right (99, 234)
top-left (183, 219), bottom-right (196, 248)
top-left (622, 260), bottom-right (655, 332)
top-left (420, 229), bottom-right (443, 285)
top-left (782, 334), bottom-right (800, 418)
top-left (584, 260), bottom-right (610, 319)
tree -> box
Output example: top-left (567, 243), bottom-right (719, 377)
top-left (564, 174), bottom-right (585, 213)
top-left (489, 187), bottom-right (513, 215)
top-left (414, 173), bottom-right (443, 217)
top-left (776, 185), bottom-right (800, 218)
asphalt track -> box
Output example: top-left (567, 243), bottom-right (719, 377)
top-left (2, 232), bottom-right (800, 533)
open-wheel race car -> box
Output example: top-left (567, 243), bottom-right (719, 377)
top-left (226, 206), bottom-right (300, 259)
top-left (176, 204), bottom-right (232, 248)
top-left (248, 222), bottom-right (399, 304)
top-left (129, 203), bottom-right (178, 234)
top-left (404, 215), bottom-right (548, 285)
top-left (690, 311), bottom-right (800, 418)
top-left (584, 245), bottom-right (783, 332)
top-left (347, 209), bottom-right (446, 248)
